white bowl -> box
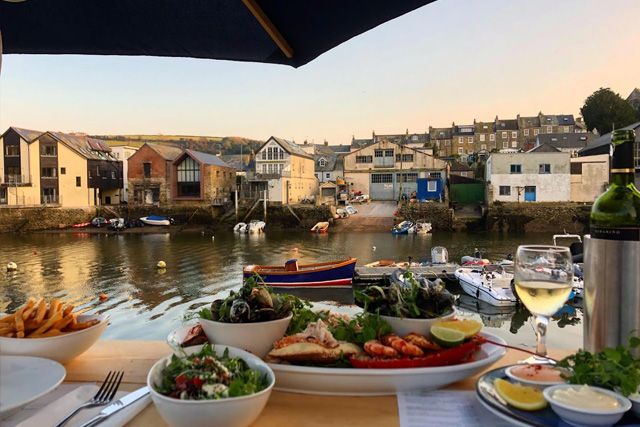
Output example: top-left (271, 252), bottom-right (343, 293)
top-left (147, 344), bottom-right (274, 427)
top-left (379, 311), bottom-right (455, 337)
top-left (199, 314), bottom-right (291, 358)
top-left (543, 384), bottom-right (631, 427)
top-left (628, 393), bottom-right (640, 418)
top-left (0, 314), bottom-right (110, 364)
top-left (504, 364), bottom-right (570, 390)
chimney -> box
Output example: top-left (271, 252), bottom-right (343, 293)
top-left (517, 114), bottom-right (520, 120)
top-left (324, 139), bottom-right (328, 146)
top-left (372, 130), bottom-right (375, 139)
top-left (352, 135), bottom-right (355, 141)
top-left (304, 139), bottom-right (308, 145)
top-left (428, 125), bottom-right (433, 133)
top-left (495, 115), bottom-right (499, 121)
top-left (473, 119), bottom-right (476, 125)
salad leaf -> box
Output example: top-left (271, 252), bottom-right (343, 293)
top-left (329, 312), bottom-right (391, 346)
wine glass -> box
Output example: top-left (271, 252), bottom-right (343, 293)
top-left (514, 245), bottom-right (573, 362)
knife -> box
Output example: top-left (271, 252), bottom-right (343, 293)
top-left (78, 386), bottom-right (150, 427)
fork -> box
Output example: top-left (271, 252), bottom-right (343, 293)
top-left (53, 371), bottom-right (124, 427)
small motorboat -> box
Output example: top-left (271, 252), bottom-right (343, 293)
top-left (140, 215), bottom-right (174, 226)
top-left (72, 222), bottom-right (91, 228)
top-left (248, 220), bottom-right (265, 234)
top-left (409, 219), bottom-right (432, 234)
top-left (460, 256), bottom-right (491, 266)
top-left (233, 222), bottom-right (247, 233)
top-left (335, 208), bottom-right (349, 219)
top-left (243, 258), bottom-right (357, 288)
top-left (454, 264), bottom-right (517, 307)
top-left (344, 205), bottom-right (358, 215)
top-left (108, 218), bottom-right (126, 231)
top-left (311, 222), bottom-right (329, 233)
top-left (391, 220), bottom-right (414, 235)
top-left (91, 217), bottom-right (108, 228)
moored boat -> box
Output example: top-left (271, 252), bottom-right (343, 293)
top-left (391, 220), bottom-right (414, 235)
top-left (311, 222), bottom-right (329, 233)
top-left (248, 220), bottom-right (265, 234)
top-left (409, 219), bottom-right (432, 234)
top-left (454, 264), bottom-right (517, 307)
top-left (72, 222), bottom-right (91, 228)
top-left (140, 215), bottom-right (174, 226)
top-left (243, 258), bottom-right (357, 288)
top-left (233, 222), bottom-right (247, 233)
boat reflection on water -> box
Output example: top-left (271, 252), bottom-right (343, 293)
top-left (272, 287), bottom-right (355, 306)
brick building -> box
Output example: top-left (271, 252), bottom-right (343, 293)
top-left (517, 115), bottom-right (541, 151)
top-left (452, 123), bottom-right (475, 155)
top-left (473, 120), bottom-right (496, 153)
top-left (495, 116), bottom-right (520, 150)
top-left (128, 143), bottom-right (183, 206)
top-left (429, 126), bottom-right (453, 156)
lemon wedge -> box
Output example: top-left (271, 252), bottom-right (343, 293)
top-left (494, 378), bottom-right (548, 411)
top-left (435, 320), bottom-right (482, 339)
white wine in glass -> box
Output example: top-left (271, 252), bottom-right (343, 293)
top-left (515, 246), bottom-right (573, 360)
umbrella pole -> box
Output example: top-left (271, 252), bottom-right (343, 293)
top-left (241, 0), bottom-right (294, 59)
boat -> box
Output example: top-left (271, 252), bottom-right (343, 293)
top-left (454, 264), bottom-right (518, 307)
top-left (364, 260), bottom-right (420, 268)
top-left (243, 258), bottom-right (357, 288)
top-left (345, 205), bottom-right (358, 215)
top-left (391, 220), bottom-right (414, 235)
top-left (72, 222), bottom-right (91, 228)
top-left (460, 256), bottom-right (491, 266)
top-left (311, 222), bottom-right (329, 233)
top-left (91, 217), bottom-right (108, 227)
top-left (108, 218), bottom-right (125, 231)
top-left (233, 222), bottom-right (247, 233)
top-left (140, 215), bottom-right (174, 226)
top-left (335, 208), bottom-right (349, 219)
top-left (409, 219), bottom-right (432, 234)
top-left (248, 220), bottom-right (265, 234)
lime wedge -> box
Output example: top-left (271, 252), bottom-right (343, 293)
top-left (430, 326), bottom-right (465, 348)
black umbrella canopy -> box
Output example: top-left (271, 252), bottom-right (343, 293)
top-left (1, 0), bottom-right (435, 68)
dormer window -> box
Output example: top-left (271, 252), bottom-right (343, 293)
top-left (319, 158), bottom-right (326, 167)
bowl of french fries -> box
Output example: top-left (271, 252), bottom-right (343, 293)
top-left (0, 298), bottom-right (110, 364)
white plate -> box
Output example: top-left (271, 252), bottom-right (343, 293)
top-left (0, 356), bottom-right (66, 418)
top-left (268, 332), bottom-right (507, 396)
top-left (167, 324), bottom-right (201, 352)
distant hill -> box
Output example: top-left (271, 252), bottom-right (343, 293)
top-left (93, 134), bottom-right (263, 156)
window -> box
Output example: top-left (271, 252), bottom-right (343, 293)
top-left (524, 129), bottom-right (529, 136)
top-left (371, 173), bottom-right (393, 183)
top-left (385, 149), bottom-right (394, 157)
top-left (480, 134), bottom-right (485, 142)
top-left (510, 164), bottom-right (522, 174)
top-left (176, 156), bottom-right (201, 197)
top-left (502, 132), bottom-right (507, 138)
top-left (216, 170), bottom-right (220, 177)
top-left (429, 172), bottom-right (442, 179)
top-left (76, 177), bottom-right (81, 187)
top-left (490, 134), bottom-right (495, 141)
top-left (546, 126), bottom-right (552, 133)
top-left (6, 166), bottom-right (20, 177)
top-left (499, 186), bottom-right (511, 196)
top-left (319, 158), bottom-right (326, 167)
top-left (115, 152), bottom-right (120, 159)
top-left (41, 167), bottom-right (57, 178)
top-left (143, 162), bottom-right (151, 178)
top-left (445, 140), bottom-right (450, 146)
top-left (534, 129), bottom-right (540, 135)
top-left (60, 167), bottom-right (66, 175)
top-left (459, 137), bottom-right (464, 144)
top-left (412, 135), bottom-right (418, 141)
top-left (40, 145), bottom-right (57, 156)
top-left (395, 154), bottom-right (414, 162)
top-left (374, 150), bottom-right (384, 158)
top-left (398, 172), bottom-right (418, 183)
top-left (564, 126), bottom-right (570, 133)
top-left (111, 171), bottom-right (116, 179)
top-left (326, 173), bottom-right (330, 178)
top-left (427, 180), bottom-right (437, 192)
top-left (5, 145), bottom-right (19, 156)
top-left (481, 144), bottom-right (487, 150)
top-left (458, 148), bottom-right (463, 154)
top-left (468, 137), bottom-right (473, 143)
top-left (512, 131), bottom-right (517, 138)
top-left (355, 156), bottom-right (372, 163)
top-left (461, 172), bottom-right (468, 177)
top-left (539, 164), bottom-right (551, 174)
top-left (503, 141), bottom-right (508, 148)
top-left (512, 141), bottom-right (517, 148)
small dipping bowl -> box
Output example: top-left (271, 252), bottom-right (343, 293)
top-left (379, 310), bottom-right (455, 338)
top-left (627, 392), bottom-right (640, 418)
top-left (543, 384), bottom-right (631, 427)
top-left (505, 364), bottom-right (570, 390)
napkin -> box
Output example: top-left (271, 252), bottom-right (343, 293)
top-left (6, 384), bottom-right (150, 427)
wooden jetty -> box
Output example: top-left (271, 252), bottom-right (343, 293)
top-left (353, 265), bottom-right (459, 284)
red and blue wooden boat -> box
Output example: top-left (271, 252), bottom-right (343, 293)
top-left (243, 258), bottom-right (357, 288)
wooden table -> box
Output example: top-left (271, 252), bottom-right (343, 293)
top-left (63, 340), bottom-right (572, 426)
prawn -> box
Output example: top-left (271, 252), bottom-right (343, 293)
top-left (403, 332), bottom-right (442, 351)
top-left (380, 334), bottom-right (424, 357)
top-left (364, 339), bottom-right (398, 358)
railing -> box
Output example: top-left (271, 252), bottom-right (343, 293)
top-left (2, 175), bottom-right (31, 185)
top-left (41, 195), bottom-right (60, 205)
top-left (246, 171), bottom-right (291, 180)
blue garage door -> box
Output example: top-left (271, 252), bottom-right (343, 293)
top-left (524, 186), bottom-right (536, 202)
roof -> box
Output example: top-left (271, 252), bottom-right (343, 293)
top-left (540, 114), bottom-right (559, 126)
top-left (327, 144), bottom-right (350, 153)
top-left (518, 116), bottom-right (541, 128)
top-left (475, 122), bottom-right (495, 133)
top-left (556, 115), bottom-right (575, 125)
top-left (449, 161), bottom-right (474, 172)
top-left (528, 143), bottom-right (561, 153)
top-left (146, 143), bottom-right (184, 161)
top-left (261, 136), bottom-right (312, 159)
top-left (495, 119), bottom-right (518, 131)
top-left (430, 128), bottom-right (452, 139)
top-left (351, 138), bottom-right (374, 149)
top-left (314, 153), bottom-right (339, 172)
top-left (185, 149), bottom-right (232, 168)
top-left (45, 131), bottom-right (117, 161)
top-left (579, 122), bottom-right (640, 157)
top-left (453, 125), bottom-right (474, 136)
top-left (537, 133), bottom-right (595, 149)
top-left (2, 126), bottom-right (44, 142)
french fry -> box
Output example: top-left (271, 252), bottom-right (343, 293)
top-left (0, 324), bottom-right (16, 333)
top-left (51, 314), bottom-right (74, 331)
top-left (30, 311), bottom-right (62, 335)
top-left (15, 307), bottom-right (24, 333)
top-left (22, 299), bottom-right (41, 320)
top-left (67, 319), bottom-right (100, 331)
top-left (3, 332), bottom-right (15, 338)
top-left (34, 300), bottom-right (47, 325)
top-left (27, 329), bottom-right (62, 338)
top-left (62, 305), bottom-right (75, 317)
top-left (47, 298), bottom-right (60, 319)
top-left (16, 331), bottom-right (25, 338)
top-left (0, 313), bottom-right (16, 324)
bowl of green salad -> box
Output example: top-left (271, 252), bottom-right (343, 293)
top-left (147, 343), bottom-right (274, 427)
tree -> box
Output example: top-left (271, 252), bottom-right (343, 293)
top-left (580, 88), bottom-right (637, 135)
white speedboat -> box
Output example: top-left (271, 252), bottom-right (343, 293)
top-left (233, 222), bottom-right (247, 233)
top-left (248, 220), bottom-right (265, 234)
top-left (409, 219), bottom-right (432, 234)
top-left (454, 264), bottom-right (517, 307)
top-left (140, 216), bottom-right (173, 226)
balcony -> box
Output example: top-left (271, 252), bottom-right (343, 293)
top-left (1, 175), bottom-right (31, 186)
top-left (246, 171), bottom-right (291, 181)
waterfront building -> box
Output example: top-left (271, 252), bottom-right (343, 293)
top-left (452, 123), bottom-right (475, 155)
top-left (248, 136), bottom-right (318, 203)
top-left (555, 115), bottom-right (577, 134)
top-left (517, 115), bottom-right (542, 151)
top-left (486, 151), bottom-right (570, 203)
top-left (342, 139), bottom-right (448, 201)
top-left (494, 116), bottom-right (520, 151)
top-left (313, 146), bottom-right (345, 184)
top-left (473, 120), bottom-right (496, 153)
top-left (570, 154), bottom-right (610, 202)
top-left (128, 143), bottom-right (183, 205)
top-left (0, 127), bottom-right (44, 205)
top-left (110, 145), bottom-right (139, 202)
top-left (534, 133), bottom-right (596, 157)
top-left (429, 126), bottom-right (453, 157)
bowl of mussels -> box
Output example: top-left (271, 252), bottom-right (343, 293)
top-left (197, 276), bottom-right (294, 358)
top-left (354, 269), bottom-right (456, 338)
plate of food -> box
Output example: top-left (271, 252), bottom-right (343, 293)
top-left (0, 356), bottom-right (66, 418)
top-left (0, 297), bottom-right (110, 364)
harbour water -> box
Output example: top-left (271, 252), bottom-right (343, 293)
top-left (0, 230), bottom-right (583, 350)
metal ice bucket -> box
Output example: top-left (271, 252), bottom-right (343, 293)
top-left (584, 235), bottom-right (640, 352)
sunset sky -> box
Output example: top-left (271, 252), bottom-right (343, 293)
top-left (1, 0), bottom-right (638, 145)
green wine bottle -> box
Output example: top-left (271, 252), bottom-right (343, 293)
top-left (590, 129), bottom-right (640, 240)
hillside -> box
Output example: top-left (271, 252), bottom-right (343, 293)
top-left (93, 134), bottom-right (263, 155)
